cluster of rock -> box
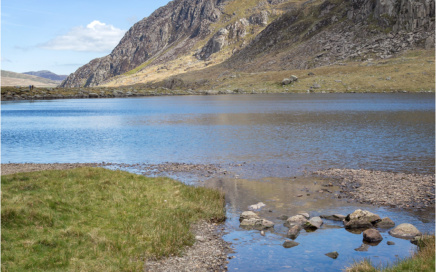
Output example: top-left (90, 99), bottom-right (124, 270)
top-left (239, 208), bottom-right (423, 257)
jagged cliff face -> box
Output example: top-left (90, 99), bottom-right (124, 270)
top-left (225, 0), bottom-right (435, 71)
top-left (61, 0), bottom-right (223, 87)
top-left (62, 0), bottom-right (434, 88)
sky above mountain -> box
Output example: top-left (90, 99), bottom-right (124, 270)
top-left (1, 0), bottom-right (171, 75)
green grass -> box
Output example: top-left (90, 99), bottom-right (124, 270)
top-left (346, 235), bottom-right (435, 272)
top-left (1, 167), bottom-right (226, 271)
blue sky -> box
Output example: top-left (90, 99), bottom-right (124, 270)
top-left (1, 0), bottom-right (172, 75)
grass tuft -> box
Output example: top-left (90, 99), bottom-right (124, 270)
top-left (347, 235), bottom-right (435, 272)
top-left (1, 167), bottom-right (225, 271)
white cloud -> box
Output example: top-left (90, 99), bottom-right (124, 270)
top-left (41, 20), bottom-right (126, 52)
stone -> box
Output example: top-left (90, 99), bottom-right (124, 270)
top-left (284, 215), bottom-right (308, 227)
top-left (88, 93), bottom-right (99, 98)
top-left (239, 211), bottom-right (260, 222)
top-left (248, 202), bottom-right (266, 210)
top-left (282, 78), bottom-right (292, 85)
top-left (389, 223), bottom-right (422, 239)
top-left (305, 217), bottom-right (323, 230)
top-left (363, 229), bottom-right (383, 243)
top-left (240, 218), bottom-right (274, 230)
top-left (312, 83), bottom-right (321, 89)
top-left (344, 209), bottom-right (381, 229)
top-left (387, 241), bottom-right (395, 245)
top-left (287, 225), bottom-right (302, 239)
top-left (320, 214), bottom-right (346, 221)
top-left (375, 217), bottom-right (395, 229)
top-left (195, 236), bottom-right (206, 242)
top-left (298, 212), bottom-right (310, 219)
top-left (354, 244), bottom-right (370, 251)
top-left (325, 251), bottom-right (339, 259)
top-left (290, 75), bottom-right (298, 82)
top-left (283, 240), bottom-right (299, 248)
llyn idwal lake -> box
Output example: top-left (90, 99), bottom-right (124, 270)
top-left (1, 93), bottom-right (434, 175)
top-left (1, 93), bottom-right (435, 271)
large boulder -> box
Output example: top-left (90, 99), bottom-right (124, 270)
top-left (389, 223), bottom-right (422, 239)
top-left (363, 229), bottom-right (383, 243)
top-left (240, 218), bottom-right (274, 230)
top-left (344, 209), bottom-right (381, 229)
top-left (305, 217), bottom-right (323, 230)
top-left (239, 211), bottom-right (260, 222)
top-left (375, 217), bottom-right (395, 229)
top-left (284, 215), bottom-right (308, 227)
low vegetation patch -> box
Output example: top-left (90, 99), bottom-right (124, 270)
top-left (346, 235), bottom-right (435, 272)
top-left (1, 167), bottom-right (225, 271)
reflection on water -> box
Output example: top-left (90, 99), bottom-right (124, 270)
top-left (206, 177), bottom-right (435, 271)
top-left (1, 94), bottom-right (434, 175)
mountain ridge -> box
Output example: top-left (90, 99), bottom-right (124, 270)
top-left (60, 0), bottom-right (435, 89)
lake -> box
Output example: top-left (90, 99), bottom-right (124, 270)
top-left (1, 93), bottom-right (435, 271)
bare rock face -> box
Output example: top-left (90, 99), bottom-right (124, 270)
top-left (195, 28), bottom-right (229, 60)
top-left (61, 0), bottom-right (223, 87)
top-left (389, 223), bottom-right (422, 239)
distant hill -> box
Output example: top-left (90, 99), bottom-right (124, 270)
top-left (23, 70), bottom-right (68, 82)
top-left (1, 70), bottom-right (59, 87)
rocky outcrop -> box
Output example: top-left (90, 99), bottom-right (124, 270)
top-left (225, 0), bottom-right (435, 72)
top-left (61, 0), bottom-right (223, 87)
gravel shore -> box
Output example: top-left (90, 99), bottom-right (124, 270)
top-left (1, 163), bottom-right (233, 272)
top-left (314, 168), bottom-right (435, 210)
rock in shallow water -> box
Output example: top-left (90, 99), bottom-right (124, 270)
top-left (284, 214), bottom-right (308, 227)
top-left (375, 217), bottom-right (395, 228)
top-left (325, 251), bottom-right (339, 259)
top-left (363, 229), bottom-right (383, 243)
top-left (287, 225), bottom-right (302, 239)
top-left (389, 223), bottom-right (422, 239)
top-left (240, 218), bottom-right (274, 230)
top-left (283, 240), bottom-right (299, 248)
top-left (239, 211), bottom-right (260, 222)
top-left (304, 216), bottom-right (323, 230)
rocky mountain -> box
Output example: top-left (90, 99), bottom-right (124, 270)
top-left (23, 70), bottom-right (67, 82)
top-left (61, 0), bottom-right (435, 88)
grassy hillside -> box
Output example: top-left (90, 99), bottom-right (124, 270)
top-left (1, 70), bottom-right (59, 87)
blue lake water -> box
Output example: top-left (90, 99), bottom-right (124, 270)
top-left (1, 93), bottom-right (435, 271)
top-left (1, 93), bottom-right (434, 174)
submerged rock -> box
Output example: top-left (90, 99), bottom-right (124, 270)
top-left (283, 240), bottom-right (299, 248)
top-left (325, 251), bottom-right (339, 259)
top-left (354, 244), bottom-right (370, 251)
top-left (389, 223), bottom-right (422, 239)
top-left (248, 202), bottom-right (266, 210)
top-left (320, 214), bottom-right (346, 221)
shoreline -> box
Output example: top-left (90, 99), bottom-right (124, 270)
top-left (1, 87), bottom-right (434, 101)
